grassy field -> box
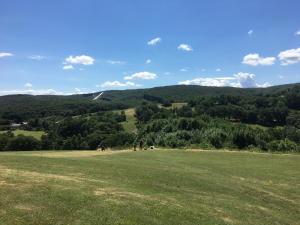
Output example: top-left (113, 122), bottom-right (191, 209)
top-left (0, 150), bottom-right (299, 225)
top-left (0, 129), bottom-right (45, 140)
top-left (119, 108), bottom-right (137, 133)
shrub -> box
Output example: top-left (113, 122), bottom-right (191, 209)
top-left (164, 133), bottom-right (186, 148)
top-left (5, 135), bottom-right (41, 151)
top-left (202, 128), bottom-right (227, 149)
top-left (232, 126), bottom-right (256, 149)
top-left (267, 139), bottom-right (299, 152)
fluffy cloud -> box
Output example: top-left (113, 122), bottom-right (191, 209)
top-left (178, 44), bottom-right (193, 52)
top-left (216, 68), bottom-right (222, 72)
top-left (99, 81), bottom-right (139, 89)
top-left (179, 72), bottom-right (269, 88)
top-left (24, 83), bottom-right (33, 88)
top-left (147, 37), bottom-right (161, 46)
top-left (0, 52), bottom-right (13, 58)
top-left (146, 59), bottom-right (152, 64)
top-left (242, 53), bottom-right (276, 66)
top-left (278, 48), bottom-right (300, 65)
top-left (248, 30), bottom-right (253, 36)
top-left (63, 65), bottom-right (74, 70)
top-left (64, 55), bottom-right (94, 65)
top-left (179, 77), bottom-right (236, 87)
top-left (28, 55), bottom-right (44, 60)
top-left (234, 72), bottom-right (256, 88)
top-left (106, 60), bottom-right (126, 65)
top-left (124, 71), bottom-right (157, 80)
top-left (295, 30), bottom-right (300, 36)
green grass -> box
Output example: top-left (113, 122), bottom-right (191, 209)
top-left (171, 102), bottom-right (187, 109)
top-left (160, 102), bottom-right (187, 109)
top-left (0, 129), bottom-right (45, 140)
top-left (0, 150), bottom-right (299, 225)
top-left (120, 108), bottom-right (137, 133)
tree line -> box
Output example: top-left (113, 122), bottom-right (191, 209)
top-left (0, 85), bottom-right (300, 152)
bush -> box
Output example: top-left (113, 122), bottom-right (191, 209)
top-left (232, 126), bottom-right (256, 149)
top-left (202, 128), bottom-right (227, 149)
top-left (267, 139), bottom-right (299, 152)
top-left (102, 132), bottom-right (135, 148)
top-left (164, 133), bottom-right (186, 148)
top-left (5, 135), bottom-right (41, 151)
top-left (0, 133), bottom-right (13, 151)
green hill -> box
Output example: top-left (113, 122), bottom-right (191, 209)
top-left (0, 83), bottom-right (299, 122)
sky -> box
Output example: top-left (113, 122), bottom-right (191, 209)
top-left (0, 0), bottom-right (300, 95)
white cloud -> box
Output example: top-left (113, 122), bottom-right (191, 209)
top-left (64, 55), bottom-right (94, 65)
top-left (258, 83), bottom-right (271, 88)
top-left (28, 55), bottom-right (44, 60)
top-left (74, 88), bottom-right (84, 94)
top-left (234, 72), bottom-right (257, 88)
top-left (295, 30), bottom-right (300, 36)
top-left (179, 72), bottom-right (269, 88)
top-left (216, 68), bottom-right (222, 72)
top-left (179, 77), bottom-right (235, 87)
top-left (146, 59), bottom-right (152, 64)
top-left (242, 53), bottom-right (276, 66)
top-left (180, 68), bottom-right (189, 72)
top-left (63, 65), bottom-right (74, 70)
top-left (147, 37), bottom-right (161, 46)
top-left (178, 44), bottom-right (193, 52)
top-left (0, 52), bottom-right (13, 58)
top-left (278, 48), bottom-right (300, 65)
top-left (0, 89), bottom-right (73, 96)
top-left (99, 81), bottom-right (140, 89)
top-left (106, 60), bottom-right (126, 65)
top-left (24, 83), bottom-right (33, 88)
top-left (248, 30), bottom-right (253, 36)
top-left (124, 71), bottom-right (157, 80)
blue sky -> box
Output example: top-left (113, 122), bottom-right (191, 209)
top-left (0, 0), bottom-right (300, 95)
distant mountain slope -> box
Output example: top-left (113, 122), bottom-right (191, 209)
top-left (0, 83), bottom-right (299, 121)
top-left (96, 83), bottom-right (300, 104)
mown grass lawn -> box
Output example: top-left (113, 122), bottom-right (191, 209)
top-left (0, 150), bottom-right (299, 225)
top-left (119, 108), bottom-right (137, 133)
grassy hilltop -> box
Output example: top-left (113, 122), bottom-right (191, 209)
top-left (0, 150), bottom-right (299, 225)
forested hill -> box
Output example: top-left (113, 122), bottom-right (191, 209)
top-left (0, 83), bottom-right (300, 122)
top-left (1, 83), bottom-right (300, 152)
top-left (96, 83), bottom-right (300, 104)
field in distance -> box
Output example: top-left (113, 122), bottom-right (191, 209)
top-left (0, 150), bottom-right (299, 225)
top-left (0, 129), bottom-right (45, 140)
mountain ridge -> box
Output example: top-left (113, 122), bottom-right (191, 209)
top-left (1, 83), bottom-right (299, 122)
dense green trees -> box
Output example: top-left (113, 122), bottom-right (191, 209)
top-left (1, 84), bottom-right (300, 152)
top-left (0, 133), bottom-right (41, 151)
top-left (131, 100), bottom-right (300, 152)
top-left (0, 111), bottom-right (134, 151)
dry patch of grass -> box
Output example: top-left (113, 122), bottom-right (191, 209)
top-left (2, 150), bottom-right (133, 158)
top-left (94, 187), bottom-right (149, 199)
top-left (213, 208), bottom-right (238, 224)
top-left (0, 165), bottom-right (81, 183)
top-left (94, 187), bottom-right (182, 208)
top-left (14, 204), bottom-right (37, 211)
top-left (0, 165), bottom-right (107, 185)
